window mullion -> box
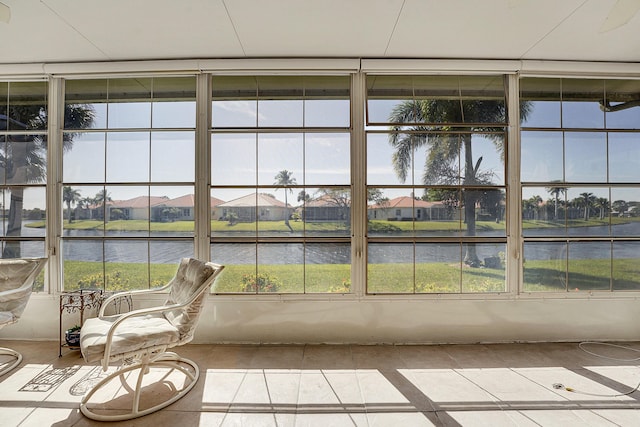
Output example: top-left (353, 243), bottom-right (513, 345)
top-left (195, 73), bottom-right (211, 261)
top-left (48, 77), bottom-right (64, 293)
top-left (351, 71), bottom-right (366, 296)
top-left (506, 74), bottom-right (522, 295)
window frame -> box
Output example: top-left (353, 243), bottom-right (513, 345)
top-left (0, 79), bottom-right (49, 291)
top-left (1, 59), bottom-right (638, 300)
top-left (208, 74), bottom-right (355, 296)
top-left (519, 76), bottom-right (640, 295)
top-left (364, 73), bottom-right (513, 296)
top-left (58, 75), bottom-right (199, 292)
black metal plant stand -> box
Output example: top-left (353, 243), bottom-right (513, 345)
top-left (58, 289), bottom-right (134, 356)
top-left (58, 289), bottom-right (103, 357)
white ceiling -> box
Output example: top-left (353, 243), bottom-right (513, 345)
top-left (1, 0), bottom-right (640, 65)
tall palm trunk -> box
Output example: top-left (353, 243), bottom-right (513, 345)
top-left (283, 191), bottom-right (293, 232)
top-left (66, 201), bottom-right (73, 223)
top-left (462, 134), bottom-right (480, 267)
top-left (3, 188), bottom-right (23, 258)
top-left (3, 137), bottom-right (28, 258)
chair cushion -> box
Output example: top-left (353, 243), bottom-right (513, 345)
top-left (80, 313), bottom-right (180, 363)
top-left (164, 258), bottom-right (214, 338)
top-left (167, 258), bottom-right (215, 305)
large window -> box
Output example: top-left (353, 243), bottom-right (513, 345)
top-left (366, 75), bottom-right (509, 294)
top-left (210, 76), bottom-right (352, 294)
top-left (521, 78), bottom-right (640, 292)
top-left (61, 77), bottom-right (197, 291)
top-left (0, 81), bottom-right (48, 289)
top-left (4, 65), bottom-right (640, 298)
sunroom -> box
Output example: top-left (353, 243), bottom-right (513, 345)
top-left (1, 0), bottom-right (640, 425)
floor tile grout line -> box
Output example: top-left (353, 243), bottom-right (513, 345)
top-left (450, 367), bottom-right (505, 409)
top-left (320, 368), bottom-right (361, 426)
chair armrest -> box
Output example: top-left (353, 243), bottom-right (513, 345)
top-left (98, 283), bottom-right (171, 316)
top-left (0, 283), bottom-right (31, 299)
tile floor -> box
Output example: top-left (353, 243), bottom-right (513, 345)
top-left (0, 340), bottom-right (640, 426)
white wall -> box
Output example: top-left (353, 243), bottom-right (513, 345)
top-left (6, 295), bottom-right (639, 345)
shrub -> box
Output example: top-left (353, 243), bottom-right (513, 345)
top-left (328, 278), bottom-right (351, 293)
top-left (77, 271), bottom-right (130, 291)
top-left (367, 222), bottom-right (401, 233)
top-left (415, 282), bottom-right (457, 293)
top-left (227, 212), bottom-right (238, 225)
top-left (241, 272), bottom-right (281, 293)
top-left (76, 272), bottom-right (106, 289)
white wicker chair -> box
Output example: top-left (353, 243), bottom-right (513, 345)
top-left (0, 257), bottom-right (47, 376)
top-left (79, 258), bottom-right (224, 421)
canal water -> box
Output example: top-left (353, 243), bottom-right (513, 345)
top-left (13, 222), bottom-right (640, 264)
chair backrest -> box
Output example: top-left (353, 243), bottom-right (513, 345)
top-left (163, 258), bottom-right (223, 342)
top-left (0, 258), bottom-right (47, 324)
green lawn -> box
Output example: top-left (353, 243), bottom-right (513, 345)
top-left (523, 258), bottom-right (640, 292)
top-left (368, 262), bottom-right (506, 293)
top-left (63, 261), bottom-right (179, 291)
top-left (62, 260), bottom-right (352, 293)
top-left (60, 257), bottom-right (640, 294)
top-left (368, 219), bottom-right (505, 233)
top-left (27, 217), bottom-right (639, 233)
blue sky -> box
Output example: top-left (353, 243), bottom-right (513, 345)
top-left (521, 100), bottom-right (640, 203)
top-left (15, 95), bottom-right (640, 210)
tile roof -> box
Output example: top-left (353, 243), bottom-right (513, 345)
top-left (370, 196), bottom-right (445, 209)
top-left (218, 193), bottom-right (287, 208)
top-left (107, 194), bottom-right (226, 209)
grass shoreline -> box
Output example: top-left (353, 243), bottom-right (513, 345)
top-left (26, 217), bottom-right (640, 233)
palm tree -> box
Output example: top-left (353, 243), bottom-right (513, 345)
top-left (388, 88), bottom-right (529, 266)
top-left (94, 189), bottom-right (112, 221)
top-left (576, 192), bottom-right (597, 221)
top-left (0, 103), bottom-right (95, 257)
top-left (522, 195), bottom-right (542, 220)
top-left (79, 196), bottom-right (95, 220)
top-left (274, 170), bottom-right (296, 231)
top-left (296, 191), bottom-right (310, 221)
top-left (63, 186), bottom-right (81, 223)
top-left (546, 184), bottom-right (567, 221)
top-left (297, 190), bottom-right (311, 203)
top-left (595, 197), bottom-right (610, 220)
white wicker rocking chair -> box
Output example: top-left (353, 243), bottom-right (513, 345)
top-left (0, 257), bottom-right (47, 376)
top-left (79, 258), bottom-right (224, 421)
